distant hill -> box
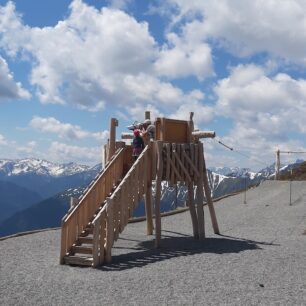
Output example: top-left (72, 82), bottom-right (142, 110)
top-left (0, 180), bottom-right (42, 223)
top-left (279, 161), bottom-right (306, 180)
top-left (0, 193), bottom-right (69, 237)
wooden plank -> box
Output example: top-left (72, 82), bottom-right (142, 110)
top-left (99, 211), bottom-right (106, 265)
top-left (168, 154), bottom-right (183, 182)
top-left (189, 144), bottom-right (194, 178)
top-left (201, 142), bottom-right (220, 234)
top-left (105, 198), bottom-right (114, 263)
top-left (144, 184), bottom-right (153, 235)
top-left (119, 186), bottom-right (126, 232)
top-left (182, 146), bottom-right (200, 178)
top-left (155, 141), bottom-right (163, 248)
top-left (113, 194), bottom-right (119, 241)
top-left (93, 218), bottom-right (100, 267)
top-left (195, 144), bottom-right (205, 239)
top-left (187, 182), bottom-right (199, 239)
top-left (173, 150), bottom-right (191, 183)
top-left (59, 223), bottom-right (67, 264)
top-left (166, 143), bottom-right (171, 181)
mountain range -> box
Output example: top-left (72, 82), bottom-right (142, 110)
top-left (0, 158), bottom-right (303, 237)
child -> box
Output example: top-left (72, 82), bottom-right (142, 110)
top-left (132, 129), bottom-right (144, 160)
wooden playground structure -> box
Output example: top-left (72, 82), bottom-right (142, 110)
top-left (60, 112), bottom-right (220, 267)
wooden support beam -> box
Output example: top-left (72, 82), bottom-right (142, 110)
top-left (93, 218), bottom-right (100, 268)
top-left (192, 131), bottom-right (216, 139)
top-left (155, 141), bottom-right (163, 248)
top-left (99, 211), bottom-right (106, 265)
top-left (145, 111), bottom-right (151, 120)
top-left (108, 118), bottom-right (118, 161)
top-left (187, 182), bottom-right (199, 239)
top-left (169, 156), bottom-right (184, 182)
top-left (166, 143), bottom-right (171, 181)
top-left (200, 142), bottom-right (220, 234)
top-left (195, 144), bottom-right (205, 239)
top-left (144, 149), bottom-right (153, 235)
top-left (173, 150), bottom-right (192, 183)
top-left (181, 148), bottom-right (200, 178)
top-left (105, 198), bottom-right (114, 263)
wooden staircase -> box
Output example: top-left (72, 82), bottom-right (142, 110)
top-left (60, 144), bottom-right (152, 267)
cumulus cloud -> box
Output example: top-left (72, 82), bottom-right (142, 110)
top-left (0, 56), bottom-right (31, 100)
top-left (0, 134), bottom-right (7, 145)
top-left (166, 0), bottom-right (306, 64)
top-left (29, 116), bottom-right (109, 141)
top-left (0, 0), bottom-right (215, 119)
top-left (16, 141), bottom-right (37, 154)
top-left (0, 1), bottom-right (158, 108)
top-left (49, 141), bottom-right (101, 164)
top-left (155, 32), bottom-right (214, 80)
top-left (212, 63), bottom-right (306, 167)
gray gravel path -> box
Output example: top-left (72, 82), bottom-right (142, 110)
top-left (1, 181), bottom-right (306, 305)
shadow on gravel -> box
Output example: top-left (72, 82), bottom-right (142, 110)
top-left (98, 235), bottom-right (269, 271)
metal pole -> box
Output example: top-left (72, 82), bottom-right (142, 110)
top-left (244, 176), bottom-right (247, 204)
top-left (289, 170), bottom-right (292, 206)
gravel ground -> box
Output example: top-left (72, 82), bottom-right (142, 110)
top-left (1, 180), bottom-right (306, 305)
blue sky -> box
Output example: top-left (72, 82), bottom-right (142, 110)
top-left (1, 0), bottom-right (306, 169)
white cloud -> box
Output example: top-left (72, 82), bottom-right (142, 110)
top-left (155, 32), bottom-right (214, 80)
top-left (212, 63), bottom-right (306, 167)
top-left (0, 134), bottom-right (7, 145)
top-left (106, 0), bottom-right (133, 10)
top-left (29, 116), bottom-right (109, 141)
top-left (49, 141), bottom-right (101, 164)
top-left (215, 64), bottom-right (306, 137)
top-left (16, 141), bottom-right (37, 154)
top-left (0, 0), bottom-right (215, 118)
top-left (0, 56), bottom-right (31, 100)
top-left (0, 0), bottom-right (157, 109)
top-left (166, 0), bottom-right (306, 64)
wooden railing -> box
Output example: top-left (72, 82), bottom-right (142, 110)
top-left (60, 147), bottom-right (126, 263)
top-left (91, 143), bottom-right (152, 267)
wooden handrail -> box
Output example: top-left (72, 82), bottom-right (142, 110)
top-left (60, 147), bottom-right (126, 264)
top-left (92, 143), bottom-right (152, 266)
top-left (62, 147), bottom-right (125, 223)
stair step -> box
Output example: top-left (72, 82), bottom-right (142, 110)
top-left (78, 236), bottom-right (93, 244)
top-left (83, 227), bottom-right (93, 235)
top-left (71, 245), bottom-right (93, 255)
top-left (64, 255), bottom-right (93, 267)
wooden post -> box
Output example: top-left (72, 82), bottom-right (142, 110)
top-left (108, 118), bottom-right (118, 162)
top-left (145, 111), bottom-right (151, 120)
top-left (59, 222), bottom-right (67, 264)
top-left (275, 149), bottom-right (280, 180)
top-left (187, 182), bottom-right (199, 239)
top-left (200, 142), bottom-right (220, 234)
top-left (187, 112), bottom-right (194, 142)
top-left (93, 218), bottom-right (100, 268)
top-left (155, 141), bottom-right (163, 248)
top-left (105, 198), bottom-right (114, 263)
top-left (144, 145), bottom-right (153, 235)
top-left (195, 143), bottom-right (205, 240)
top-left (145, 186), bottom-right (153, 235)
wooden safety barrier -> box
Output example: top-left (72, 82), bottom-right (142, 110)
top-left (91, 144), bottom-right (153, 266)
top-left (59, 147), bottom-right (125, 264)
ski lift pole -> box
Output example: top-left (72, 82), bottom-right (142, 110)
top-left (289, 169), bottom-right (292, 206)
top-left (244, 176), bottom-right (247, 204)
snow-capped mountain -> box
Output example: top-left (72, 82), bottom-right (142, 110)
top-left (0, 158), bottom-right (101, 199)
top-left (0, 158), bottom-right (93, 177)
top-left (209, 166), bottom-right (258, 178)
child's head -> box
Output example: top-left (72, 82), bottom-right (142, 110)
top-left (133, 129), bottom-right (140, 137)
